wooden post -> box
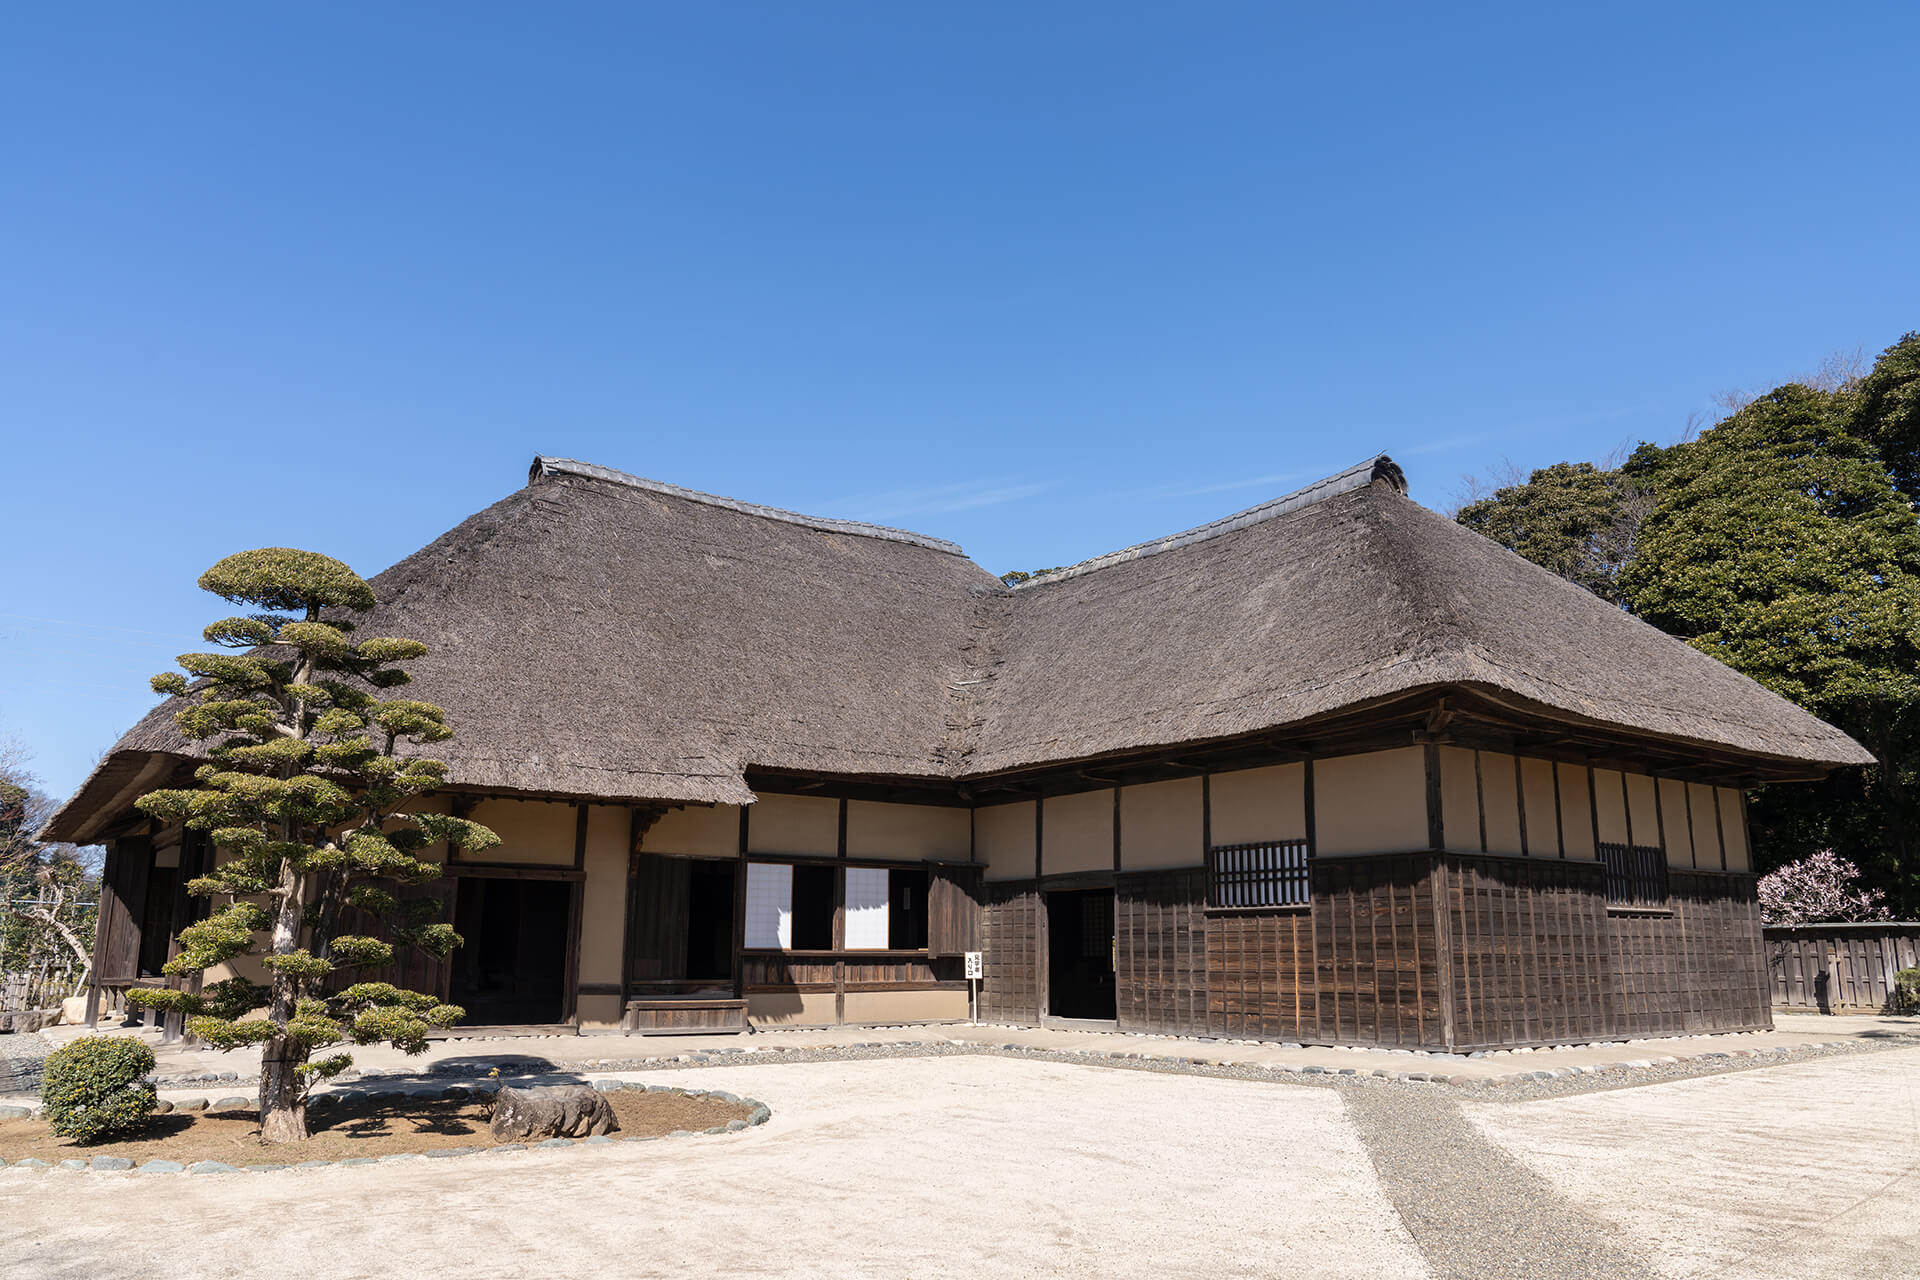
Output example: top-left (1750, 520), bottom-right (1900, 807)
top-left (1424, 742), bottom-right (1445, 851)
top-left (1432, 855), bottom-right (1457, 1052)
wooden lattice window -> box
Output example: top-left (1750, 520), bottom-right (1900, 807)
top-left (1209, 840), bottom-right (1311, 908)
top-left (1599, 842), bottom-right (1668, 907)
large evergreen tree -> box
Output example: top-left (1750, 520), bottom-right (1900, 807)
top-left (1618, 385), bottom-right (1920, 905)
top-left (127, 549), bottom-right (498, 1143)
top-left (1850, 332), bottom-right (1920, 502)
top-left (1454, 460), bottom-right (1649, 605)
top-left (1454, 335), bottom-right (1920, 912)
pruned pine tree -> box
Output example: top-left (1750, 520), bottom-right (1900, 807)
top-left (125, 549), bottom-right (498, 1143)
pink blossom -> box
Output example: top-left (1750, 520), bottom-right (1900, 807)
top-left (1757, 849), bottom-right (1892, 926)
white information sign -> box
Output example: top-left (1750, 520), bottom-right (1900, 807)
top-left (964, 950), bottom-right (984, 1023)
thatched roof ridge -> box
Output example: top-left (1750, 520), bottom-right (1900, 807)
top-left (971, 473), bottom-right (1872, 776)
top-left (46, 463), bottom-right (1003, 840)
top-left (530, 457), bottom-right (967, 556)
top-left (1011, 455), bottom-right (1404, 588)
top-left (43, 450), bottom-right (1872, 843)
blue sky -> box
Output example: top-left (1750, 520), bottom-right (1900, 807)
top-left (3, 3), bottom-right (1917, 804)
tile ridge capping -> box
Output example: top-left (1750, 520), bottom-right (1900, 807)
top-left (1009, 454), bottom-right (1407, 590)
top-left (529, 456), bottom-right (968, 557)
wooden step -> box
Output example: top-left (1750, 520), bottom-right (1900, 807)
top-left (622, 998), bottom-right (750, 1035)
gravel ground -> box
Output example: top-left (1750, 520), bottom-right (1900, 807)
top-left (104, 1027), bottom-right (1920, 1103)
top-left (1346, 1088), bottom-right (1648, 1279)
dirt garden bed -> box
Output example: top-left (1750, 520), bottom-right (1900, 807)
top-left (0, 1089), bottom-right (752, 1165)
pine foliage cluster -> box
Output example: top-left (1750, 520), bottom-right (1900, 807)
top-left (125, 548), bottom-right (497, 1136)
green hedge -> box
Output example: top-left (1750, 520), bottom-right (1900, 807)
top-left (41, 1036), bottom-right (157, 1143)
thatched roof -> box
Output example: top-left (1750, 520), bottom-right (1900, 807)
top-left (44, 453), bottom-right (1872, 842)
top-left (974, 457), bottom-right (1873, 777)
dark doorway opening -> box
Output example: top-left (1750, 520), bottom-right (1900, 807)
top-left (1047, 889), bottom-right (1115, 1022)
top-left (890, 868), bottom-right (929, 951)
top-left (790, 864), bottom-right (836, 951)
top-left (449, 878), bottom-right (570, 1025)
top-left (685, 860), bottom-right (736, 982)
top-left (137, 864), bottom-right (178, 978)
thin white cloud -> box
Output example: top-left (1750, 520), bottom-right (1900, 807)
top-left (1097, 469), bottom-right (1320, 504)
top-left (821, 478), bottom-right (1052, 523)
top-left (1396, 434), bottom-right (1485, 457)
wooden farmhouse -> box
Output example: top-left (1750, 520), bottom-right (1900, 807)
top-left (44, 455), bottom-right (1873, 1051)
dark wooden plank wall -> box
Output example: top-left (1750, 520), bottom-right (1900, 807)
top-left (741, 955), bottom-right (837, 991)
top-left (1606, 871), bottom-right (1768, 1036)
top-left (1206, 910), bottom-right (1315, 1040)
top-left (335, 878), bottom-right (457, 1000)
top-left (742, 954), bottom-right (952, 990)
top-left (1444, 855), bottom-right (1611, 1051)
top-left (1115, 869), bottom-right (1207, 1036)
top-left (1766, 925), bottom-right (1920, 1012)
top-left (625, 853), bottom-right (691, 985)
top-left (93, 834), bottom-right (151, 985)
top-left (979, 880), bottom-right (1041, 1022)
top-left (844, 957), bottom-right (951, 991)
top-left (928, 864), bottom-right (984, 956)
top-left (1312, 854), bottom-right (1444, 1048)
top-left (978, 852), bottom-right (1771, 1049)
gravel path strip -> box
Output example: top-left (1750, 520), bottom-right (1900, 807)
top-left (15, 1027), bottom-right (1916, 1112)
top-left (1345, 1089), bottom-right (1649, 1280)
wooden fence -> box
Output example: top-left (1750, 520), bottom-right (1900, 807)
top-left (1765, 923), bottom-right (1920, 1013)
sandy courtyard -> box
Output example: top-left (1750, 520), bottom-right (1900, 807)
top-left (5, 1048), bottom-right (1918, 1279)
top-left (0, 1055), bottom-right (1423, 1280)
top-left (1467, 1045), bottom-right (1920, 1279)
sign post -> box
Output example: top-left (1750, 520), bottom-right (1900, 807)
top-left (964, 950), bottom-right (983, 1022)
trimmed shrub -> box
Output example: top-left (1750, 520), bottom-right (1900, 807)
top-left (1895, 968), bottom-right (1920, 1015)
top-left (41, 1036), bottom-right (157, 1143)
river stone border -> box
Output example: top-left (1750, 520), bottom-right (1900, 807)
top-left (0, 1083), bottom-right (771, 1176)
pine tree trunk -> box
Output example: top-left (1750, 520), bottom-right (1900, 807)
top-left (259, 1034), bottom-right (310, 1143)
top-left (258, 847), bottom-right (311, 1143)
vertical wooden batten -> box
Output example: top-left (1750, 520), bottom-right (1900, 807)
top-left (1473, 751), bottom-right (1488, 852)
top-left (1620, 771), bottom-right (1635, 848)
top-left (1034, 796), bottom-right (1044, 879)
top-left (1432, 853), bottom-right (1457, 1051)
top-left (1200, 773), bottom-right (1212, 856)
top-left (1714, 790), bottom-right (1729, 871)
top-left (563, 804), bottom-right (589, 1023)
top-left (1587, 766), bottom-right (1602, 856)
top-left (1551, 762), bottom-right (1566, 858)
top-left (1512, 753), bottom-right (1529, 857)
top-left (1423, 742), bottom-right (1444, 850)
top-left (732, 806), bottom-right (749, 999)
top-left (1302, 758), bottom-right (1318, 858)
top-left (1034, 796), bottom-right (1048, 1017)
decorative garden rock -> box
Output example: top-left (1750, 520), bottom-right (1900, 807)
top-left (0, 1033), bottom-right (49, 1094)
top-left (488, 1084), bottom-right (618, 1143)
